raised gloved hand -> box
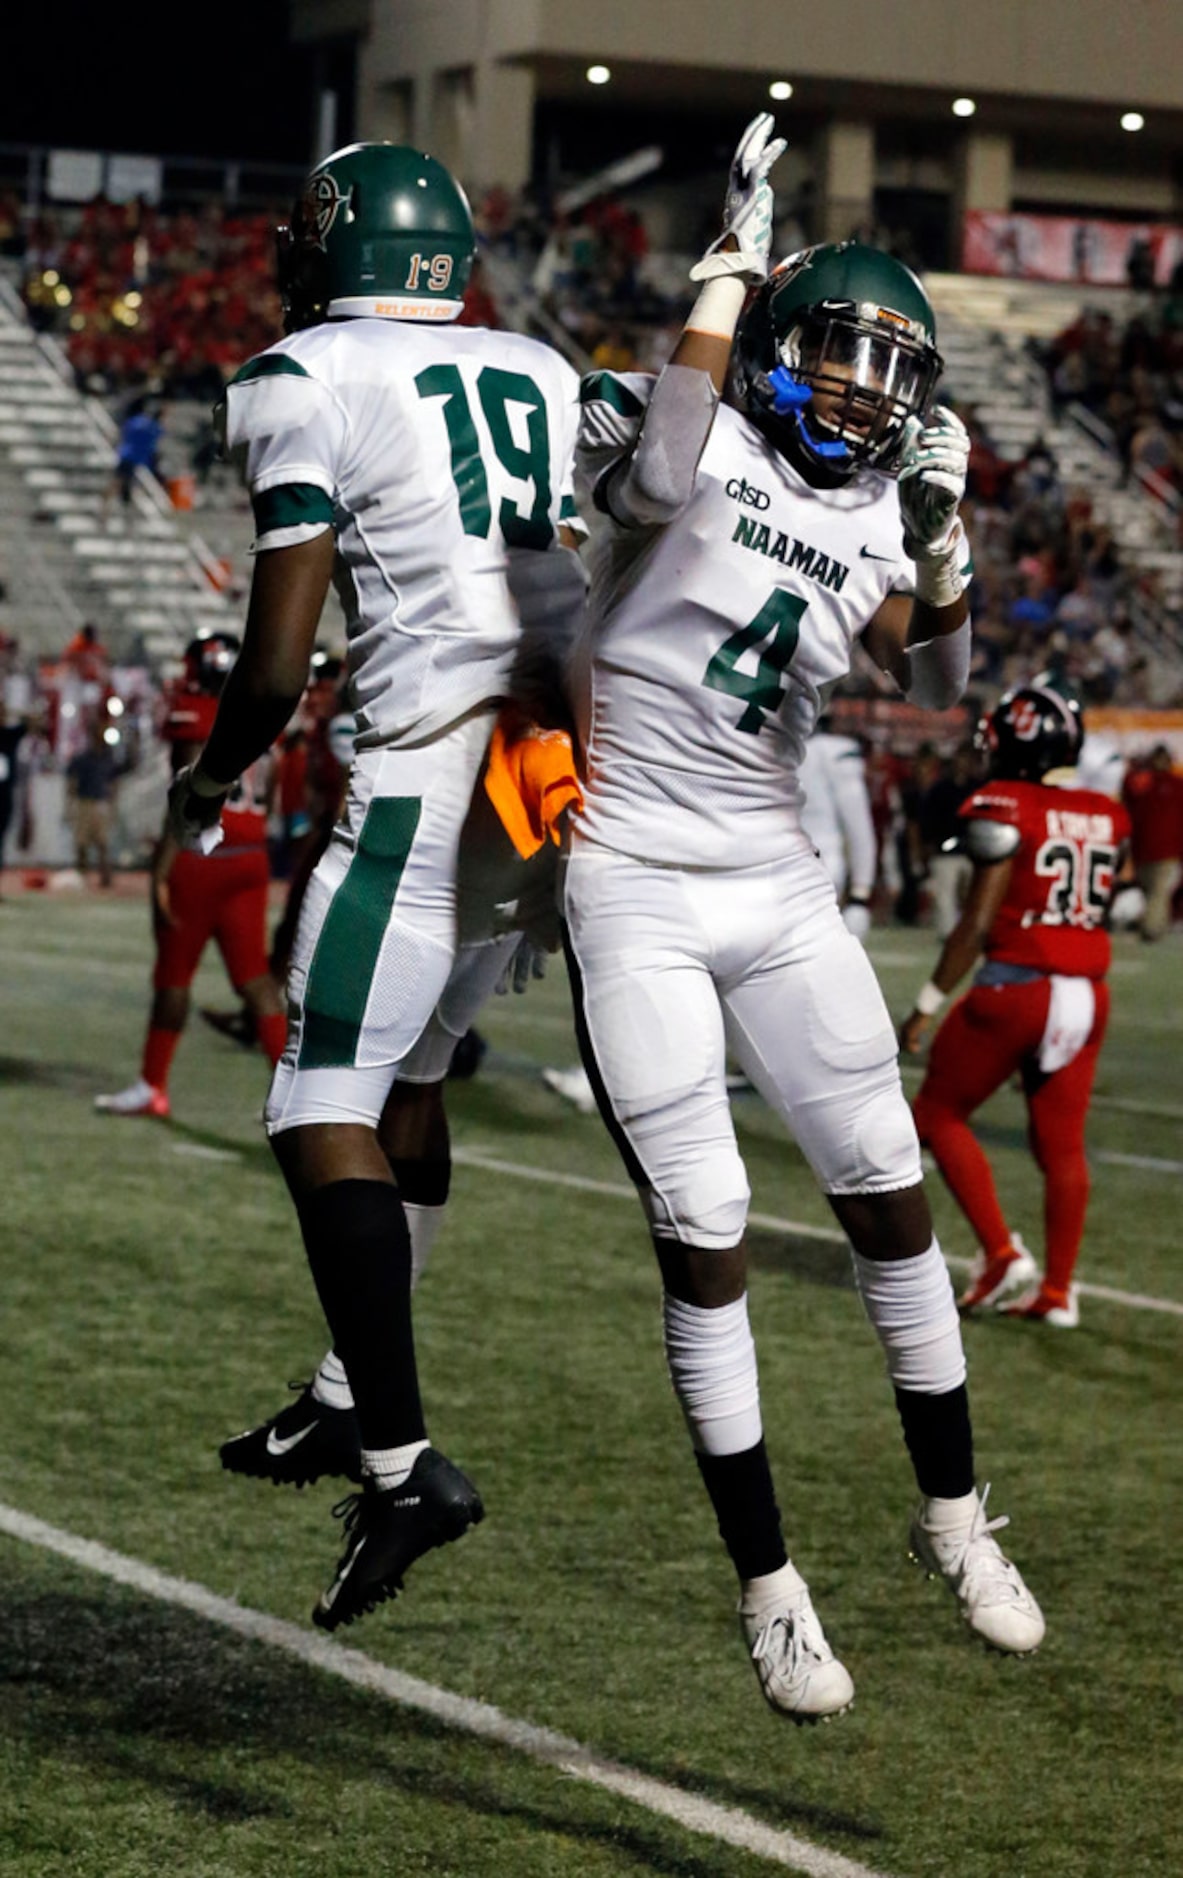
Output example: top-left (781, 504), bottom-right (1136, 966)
top-left (690, 113), bottom-right (786, 285)
top-left (165, 763), bottom-right (228, 855)
top-left (897, 406), bottom-right (970, 559)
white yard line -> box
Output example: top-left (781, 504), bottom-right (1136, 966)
top-left (453, 1149), bottom-right (1183, 1318)
top-left (0, 1501), bottom-right (892, 1878)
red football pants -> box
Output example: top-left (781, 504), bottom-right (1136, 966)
top-left (912, 978), bottom-right (1109, 1295)
top-left (154, 847), bottom-right (271, 992)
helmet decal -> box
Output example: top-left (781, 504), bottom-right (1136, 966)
top-left (301, 171), bottom-right (348, 251)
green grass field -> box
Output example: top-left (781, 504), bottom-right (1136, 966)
top-left (1, 885), bottom-right (1179, 1878)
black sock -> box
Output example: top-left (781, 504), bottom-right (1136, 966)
top-left (296, 1179), bottom-right (426, 1453)
top-left (895, 1383), bottom-right (975, 1499)
top-left (389, 1154), bottom-right (450, 1208)
top-left (695, 1441), bottom-right (787, 1582)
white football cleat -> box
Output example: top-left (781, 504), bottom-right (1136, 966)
top-left (910, 1484), bottom-right (1045, 1655)
top-left (541, 1065), bottom-right (597, 1114)
top-left (999, 1283), bottom-right (1080, 1329)
top-left (738, 1562), bottom-right (854, 1723)
top-left (94, 1077), bottom-right (170, 1119)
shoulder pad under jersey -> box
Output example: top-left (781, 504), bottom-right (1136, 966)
top-left (960, 817), bottom-right (1022, 864)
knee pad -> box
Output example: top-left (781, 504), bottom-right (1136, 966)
top-left (642, 1142), bottom-right (750, 1250)
top-left (852, 1240), bottom-right (966, 1395)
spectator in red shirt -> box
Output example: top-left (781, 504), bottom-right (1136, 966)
top-left (1122, 742), bottom-right (1183, 939)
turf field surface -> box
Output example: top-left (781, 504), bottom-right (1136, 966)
top-left (0, 884), bottom-right (1178, 1877)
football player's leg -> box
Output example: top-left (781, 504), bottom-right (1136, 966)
top-left (1013, 982), bottom-right (1109, 1321)
top-left (212, 852), bottom-right (287, 1066)
top-left (263, 728), bottom-right (491, 1622)
top-left (911, 985), bottom-right (1044, 1306)
top-left (564, 844), bottom-right (851, 1720)
top-left (726, 891), bottom-right (1042, 1654)
top-left (97, 852), bottom-right (209, 1115)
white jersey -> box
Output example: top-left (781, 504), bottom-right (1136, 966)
top-left (219, 318), bottom-right (583, 751)
top-left (571, 371), bottom-right (914, 866)
top-left (797, 729), bottom-right (878, 898)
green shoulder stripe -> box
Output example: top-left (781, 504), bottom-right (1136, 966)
top-left (230, 353), bottom-right (312, 388)
top-left (579, 372), bottom-right (644, 416)
top-left (252, 483), bottom-right (334, 534)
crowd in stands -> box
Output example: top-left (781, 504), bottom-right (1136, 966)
top-left (1, 180), bottom-right (1180, 927)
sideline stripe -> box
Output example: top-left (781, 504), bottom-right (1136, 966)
top-left (0, 1501), bottom-right (891, 1878)
top-left (453, 1148), bottom-right (1183, 1319)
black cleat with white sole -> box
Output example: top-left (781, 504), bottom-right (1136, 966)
top-left (313, 1449), bottom-right (485, 1632)
top-left (219, 1382), bottom-right (363, 1488)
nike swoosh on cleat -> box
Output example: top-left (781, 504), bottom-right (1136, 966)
top-left (266, 1422), bottom-right (318, 1456)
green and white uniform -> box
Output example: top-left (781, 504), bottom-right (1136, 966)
top-left (219, 317), bottom-right (584, 1129)
top-left (564, 372), bottom-right (923, 1242)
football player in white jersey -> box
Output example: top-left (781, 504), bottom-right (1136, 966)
top-left (562, 116), bottom-right (1044, 1720)
top-left (166, 142), bottom-right (586, 1631)
top-left (796, 718), bottom-right (878, 936)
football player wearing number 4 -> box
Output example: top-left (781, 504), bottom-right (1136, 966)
top-left (165, 141), bottom-right (587, 1632)
top-left (563, 114), bottom-right (1043, 1722)
top-left (903, 684), bottom-right (1131, 1329)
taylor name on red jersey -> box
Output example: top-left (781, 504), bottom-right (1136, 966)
top-left (959, 779), bottom-right (1130, 977)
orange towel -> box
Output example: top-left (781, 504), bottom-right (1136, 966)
top-left (484, 716), bottom-right (583, 858)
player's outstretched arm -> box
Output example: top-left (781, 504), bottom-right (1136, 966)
top-left (603, 115), bottom-right (784, 528)
top-left (899, 850), bottom-right (1013, 1054)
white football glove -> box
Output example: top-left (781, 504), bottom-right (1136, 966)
top-left (690, 113), bottom-right (786, 285)
top-left (165, 763), bottom-right (227, 855)
top-left (842, 900), bottom-right (872, 942)
top-left (897, 406), bottom-right (970, 558)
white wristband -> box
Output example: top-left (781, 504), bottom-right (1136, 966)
top-left (914, 980), bottom-right (946, 1017)
top-left (685, 274), bottom-right (748, 339)
top-left (909, 518), bottom-right (971, 609)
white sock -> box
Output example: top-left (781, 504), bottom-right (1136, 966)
top-left (920, 1489), bottom-right (979, 1533)
top-left (738, 1558), bottom-right (807, 1617)
top-left (851, 1239), bottom-right (967, 1394)
top-left (405, 1201), bottom-right (445, 1289)
top-left (362, 1438), bottom-right (430, 1491)
top-left (662, 1291), bottom-right (763, 1456)
top-left (311, 1348), bottom-right (354, 1410)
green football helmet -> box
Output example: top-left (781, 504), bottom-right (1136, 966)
top-left (276, 142), bottom-right (476, 331)
top-left (731, 242), bottom-right (943, 478)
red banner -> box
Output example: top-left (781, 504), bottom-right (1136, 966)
top-left (962, 211), bottom-right (1183, 287)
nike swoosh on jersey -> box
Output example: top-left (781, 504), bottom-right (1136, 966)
top-left (266, 1422), bottom-right (318, 1456)
top-left (859, 545), bottom-right (895, 561)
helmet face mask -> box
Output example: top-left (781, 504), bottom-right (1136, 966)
top-left (276, 142), bottom-right (476, 332)
top-left (976, 684), bottom-right (1084, 782)
top-left (732, 243), bottom-right (943, 479)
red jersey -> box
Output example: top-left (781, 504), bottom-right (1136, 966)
top-left (958, 778), bottom-right (1130, 978)
top-left (160, 681), bottom-right (269, 849)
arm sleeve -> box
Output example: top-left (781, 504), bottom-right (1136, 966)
top-left (902, 616), bottom-right (972, 710)
top-left (219, 357), bottom-right (348, 552)
top-left (602, 362), bottom-right (719, 527)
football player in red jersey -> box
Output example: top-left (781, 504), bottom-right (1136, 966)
top-left (900, 684), bottom-right (1131, 1327)
top-left (95, 631), bottom-right (288, 1118)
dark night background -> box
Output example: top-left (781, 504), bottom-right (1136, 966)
top-left (7, 2), bottom-right (326, 165)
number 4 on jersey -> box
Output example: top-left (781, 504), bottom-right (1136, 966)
top-left (702, 590), bottom-right (806, 734)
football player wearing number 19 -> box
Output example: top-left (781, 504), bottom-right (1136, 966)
top-left (164, 141), bottom-right (587, 1631)
top-left (562, 115), bottom-right (1044, 1721)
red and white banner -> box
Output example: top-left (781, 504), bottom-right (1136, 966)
top-left (962, 211), bottom-right (1183, 287)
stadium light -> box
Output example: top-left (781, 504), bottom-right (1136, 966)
top-left (952, 97), bottom-right (976, 118)
top-left (586, 65), bottom-right (611, 86)
top-left (1121, 111), bottom-right (1144, 132)
top-left (769, 81), bottom-right (794, 102)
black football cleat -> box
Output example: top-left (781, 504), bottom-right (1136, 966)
top-left (219, 1382), bottom-right (363, 1488)
top-left (312, 1448), bottom-right (485, 1632)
